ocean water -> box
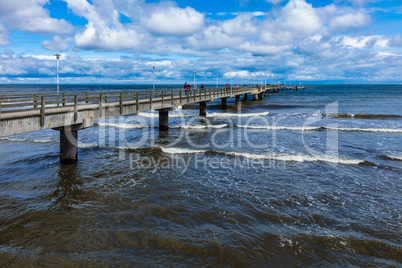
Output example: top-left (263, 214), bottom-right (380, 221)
top-left (0, 84), bottom-right (401, 266)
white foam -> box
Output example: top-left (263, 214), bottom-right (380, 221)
top-left (326, 127), bottom-right (402, 133)
top-left (385, 155), bottom-right (402, 161)
top-left (138, 112), bottom-right (194, 118)
top-left (78, 143), bottom-right (99, 149)
top-left (161, 147), bottom-right (207, 154)
top-left (96, 122), bottom-right (149, 129)
top-left (207, 112), bottom-right (269, 118)
top-left (160, 147), bottom-right (364, 165)
top-left (171, 124), bottom-right (229, 130)
top-left (237, 125), bottom-right (322, 131)
top-left (0, 137), bottom-right (53, 143)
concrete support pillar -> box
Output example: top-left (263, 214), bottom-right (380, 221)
top-left (235, 95), bottom-right (240, 105)
top-left (199, 102), bottom-right (207, 117)
top-left (244, 93), bottom-right (248, 100)
top-left (159, 109), bottom-right (169, 131)
top-left (260, 93), bottom-right (264, 99)
top-left (254, 94), bottom-right (259, 101)
top-left (221, 98), bottom-right (227, 111)
top-left (60, 128), bottom-right (78, 164)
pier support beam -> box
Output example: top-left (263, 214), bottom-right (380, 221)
top-left (199, 102), bottom-right (207, 117)
top-left (221, 98), bottom-right (227, 111)
top-left (254, 94), bottom-right (259, 101)
top-left (235, 95), bottom-right (240, 105)
top-left (244, 93), bottom-right (248, 100)
top-left (59, 126), bottom-right (78, 164)
top-left (159, 109), bottom-right (169, 131)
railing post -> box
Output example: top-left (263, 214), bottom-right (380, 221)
top-left (34, 94), bottom-right (38, 109)
top-left (161, 90), bottom-right (164, 106)
top-left (171, 90), bottom-right (174, 105)
top-left (146, 90), bottom-right (148, 99)
top-left (86, 92), bottom-right (89, 104)
top-left (150, 91), bottom-right (152, 109)
top-left (99, 93), bottom-right (103, 113)
top-left (187, 89), bottom-right (189, 103)
top-left (0, 97), bottom-right (2, 120)
top-left (136, 92), bottom-right (139, 111)
top-left (155, 89), bottom-right (158, 98)
top-left (74, 94), bottom-right (78, 122)
top-left (105, 93), bottom-right (108, 102)
top-left (180, 90), bottom-right (182, 104)
top-left (63, 93), bottom-right (66, 106)
top-left (40, 97), bottom-right (45, 126)
top-left (120, 91), bottom-right (123, 114)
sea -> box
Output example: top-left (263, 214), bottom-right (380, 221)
top-left (0, 84), bottom-right (401, 266)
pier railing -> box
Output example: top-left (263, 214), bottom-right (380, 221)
top-left (0, 86), bottom-right (256, 120)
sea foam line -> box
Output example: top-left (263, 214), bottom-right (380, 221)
top-left (382, 155), bottom-right (402, 161)
top-left (161, 147), bottom-right (365, 165)
top-left (207, 111), bottom-right (269, 118)
top-left (0, 137), bottom-right (53, 143)
top-left (95, 122), bottom-right (150, 129)
top-left (170, 124), bottom-right (229, 130)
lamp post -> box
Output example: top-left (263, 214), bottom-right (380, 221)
top-left (153, 65), bottom-right (155, 90)
top-left (54, 53), bottom-right (61, 93)
top-left (193, 71), bottom-right (196, 89)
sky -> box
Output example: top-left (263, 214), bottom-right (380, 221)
top-left (0, 0), bottom-right (401, 85)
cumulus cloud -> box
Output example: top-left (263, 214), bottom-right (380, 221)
top-left (0, 24), bottom-right (9, 46)
top-left (64, 0), bottom-right (143, 51)
top-left (329, 12), bottom-right (371, 31)
top-left (0, 0), bottom-right (73, 35)
top-left (146, 6), bottom-right (204, 36)
top-left (42, 36), bottom-right (71, 51)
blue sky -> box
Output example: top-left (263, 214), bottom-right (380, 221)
top-left (0, 0), bottom-right (401, 84)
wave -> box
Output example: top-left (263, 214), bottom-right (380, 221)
top-left (95, 122), bottom-right (150, 129)
top-left (380, 155), bottom-right (402, 161)
top-left (237, 125), bottom-right (401, 133)
top-left (170, 124), bottom-right (229, 130)
top-left (0, 137), bottom-right (53, 143)
top-left (326, 113), bottom-right (402, 120)
top-left (138, 112), bottom-right (195, 118)
top-left (207, 112), bottom-right (269, 118)
top-left (78, 143), bottom-right (100, 149)
top-left (161, 147), bottom-right (366, 165)
top-left (237, 125), bottom-right (324, 131)
top-left (325, 127), bottom-right (402, 133)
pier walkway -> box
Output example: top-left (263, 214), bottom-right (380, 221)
top-left (0, 85), bottom-right (273, 163)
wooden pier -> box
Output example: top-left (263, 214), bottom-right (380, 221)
top-left (0, 85), bottom-right (273, 163)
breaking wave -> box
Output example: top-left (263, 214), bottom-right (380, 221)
top-left (138, 112), bottom-right (195, 118)
top-left (326, 113), bottom-right (402, 120)
top-left (161, 147), bottom-right (367, 165)
top-left (381, 155), bottom-right (402, 161)
top-left (207, 112), bottom-right (269, 118)
top-left (95, 122), bottom-right (150, 129)
top-left (170, 124), bottom-right (229, 130)
top-left (0, 137), bottom-right (53, 143)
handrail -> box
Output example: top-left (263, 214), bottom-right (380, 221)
top-left (0, 86), bottom-right (256, 119)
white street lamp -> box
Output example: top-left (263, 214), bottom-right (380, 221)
top-left (193, 71), bottom-right (196, 89)
top-left (153, 65), bottom-right (155, 90)
top-left (54, 53), bottom-right (61, 93)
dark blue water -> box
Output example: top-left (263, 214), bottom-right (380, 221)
top-left (0, 85), bottom-right (401, 266)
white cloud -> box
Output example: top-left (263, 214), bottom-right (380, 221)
top-left (0, 24), bottom-right (9, 46)
top-left (329, 12), bottom-right (371, 31)
top-left (42, 36), bottom-right (71, 51)
top-left (146, 6), bottom-right (204, 36)
top-left (0, 0), bottom-right (73, 35)
top-left (64, 0), bottom-right (143, 51)
top-left (335, 35), bottom-right (388, 49)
